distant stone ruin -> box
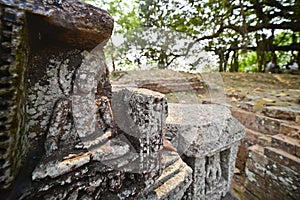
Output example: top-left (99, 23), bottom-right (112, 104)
top-left (0, 0), bottom-right (245, 199)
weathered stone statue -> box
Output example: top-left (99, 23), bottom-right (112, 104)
top-left (0, 0), bottom-right (164, 199)
top-left (0, 0), bottom-right (245, 199)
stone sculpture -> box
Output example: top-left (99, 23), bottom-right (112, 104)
top-left (166, 103), bottom-right (245, 199)
top-left (0, 0), bottom-right (245, 199)
top-left (0, 0), bottom-right (159, 199)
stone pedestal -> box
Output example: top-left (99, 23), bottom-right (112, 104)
top-left (166, 104), bottom-right (245, 200)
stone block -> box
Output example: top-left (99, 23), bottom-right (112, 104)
top-left (257, 135), bottom-right (272, 147)
top-left (271, 134), bottom-right (300, 157)
top-left (255, 114), bottom-right (282, 135)
top-left (244, 178), bottom-right (266, 200)
top-left (231, 108), bottom-right (283, 135)
top-left (140, 151), bottom-right (193, 200)
top-left (264, 147), bottom-right (300, 173)
top-left (243, 189), bottom-right (260, 200)
top-left (166, 104), bottom-right (245, 200)
top-left (245, 129), bottom-right (265, 143)
top-left (112, 88), bottom-right (167, 183)
top-left (246, 145), bottom-right (268, 180)
top-left (264, 178), bottom-right (295, 200)
top-left (244, 145), bottom-right (300, 200)
top-left (263, 106), bottom-right (300, 121)
top-left (265, 160), bottom-right (300, 191)
top-left (247, 145), bottom-right (268, 166)
top-left (230, 108), bottom-right (258, 132)
top-left (280, 123), bottom-right (300, 139)
top-left (236, 129), bottom-right (263, 171)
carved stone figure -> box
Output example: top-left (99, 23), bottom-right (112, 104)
top-left (0, 1), bottom-right (170, 199)
top-left (0, 1), bottom-right (245, 199)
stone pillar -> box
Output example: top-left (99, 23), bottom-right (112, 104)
top-left (166, 103), bottom-right (245, 200)
top-left (112, 88), bottom-right (168, 186)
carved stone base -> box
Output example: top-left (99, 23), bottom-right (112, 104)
top-left (166, 104), bottom-right (245, 200)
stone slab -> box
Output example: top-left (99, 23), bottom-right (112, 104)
top-left (263, 106), bottom-right (300, 121)
top-left (271, 134), bottom-right (300, 157)
top-left (280, 123), bottom-right (300, 139)
top-left (140, 151), bottom-right (193, 200)
top-left (167, 104), bottom-right (245, 157)
top-left (264, 147), bottom-right (300, 173)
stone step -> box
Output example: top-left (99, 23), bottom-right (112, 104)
top-left (280, 123), bottom-right (300, 140)
top-left (137, 77), bottom-right (203, 85)
top-left (271, 134), bottom-right (300, 158)
top-left (246, 145), bottom-right (267, 178)
top-left (231, 108), bottom-right (283, 135)
top-left (245, 129), bottom-right (272, 147)
top-left (140, 152), bottom-right (193, 200)
top-left (264, 147), bottom-right (300, 173)
top-left (236, 129), bottom-right (270, 171)
top-left (245, 145), bottom-right (300, 200)
top-left (263, 106), bottom-right (300, 121)
top-left (138, 82), bottom-right (205, 94)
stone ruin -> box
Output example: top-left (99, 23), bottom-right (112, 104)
top-left (0, 0), bottom-right (245, 199)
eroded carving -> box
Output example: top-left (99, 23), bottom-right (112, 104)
top-left (0, 1), bottom-right (246, 199)
top-left (205, 153), bottom-right (222, 192)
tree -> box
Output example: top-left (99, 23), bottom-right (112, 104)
top-left (85, 0), bottom-right (300, 72)
top-left (83, 0), bottom-right (142, 71)
top-left (137, 0), bottom-right (300, 72)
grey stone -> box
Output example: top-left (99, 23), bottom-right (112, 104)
top-left (0, 1), bottom-right (246, 199)
top-left (140, 150), bottom-right (193, 200)
top-left (0, 0), bottom-right (154, 199)
top-left (166, 104), bottom-right (245, 200)
top-left (112, 88), bottom-right (167, 184)
top-left (263, 106), bottom-right (300, 121)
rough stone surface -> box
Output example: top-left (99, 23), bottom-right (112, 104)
top-left (0, 1), bottom-right (165, 199)
top-left (166, 104), bottom-right (245, 200)
top-left (263, 106), bottom-right (300, 121)
top-left (0, 1), bottom-right (247, 199)
top-left (236, 129), bottom-right (264, 171)
top-left (244, 145), bottom-right (300, 200)
top-left (111, 70), bottom-right (206, 95)
top-left (140, 151), bottom-right (193, 200)
top-left (112, 88), bottom-right (167, 185)
top-left (231, 108), bottom-right (283, 135)
top-left (271, 134), bottom-right (300, 157)
top-left (232, 108), bottom-right (300, 200)
top-left (280, 123), bottom-right (300, 139)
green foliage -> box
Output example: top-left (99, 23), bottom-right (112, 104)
top-left (238, 51), bottom-right (258, 72)
top-left (83, 0), bottom-right (300, 73)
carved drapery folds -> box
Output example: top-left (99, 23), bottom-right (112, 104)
top-left (0, 0), bottom-right (245, 199)
top-left (0, 0), bottom-right (165, 199)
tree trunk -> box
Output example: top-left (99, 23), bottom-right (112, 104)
top-left (230, 51), bottom-right (239, 72)
top-left (218, 51), bottom-right (224, 72)
top-left (110, 38), bottom-right (116, 72)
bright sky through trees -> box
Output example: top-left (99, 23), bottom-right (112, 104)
top-left (83, 0), bottom-right (300, 73)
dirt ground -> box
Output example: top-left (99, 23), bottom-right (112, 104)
top-left (111, 70), bottom-right (300, 107)
top-left (111, 70), bottom-right (300, 200)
